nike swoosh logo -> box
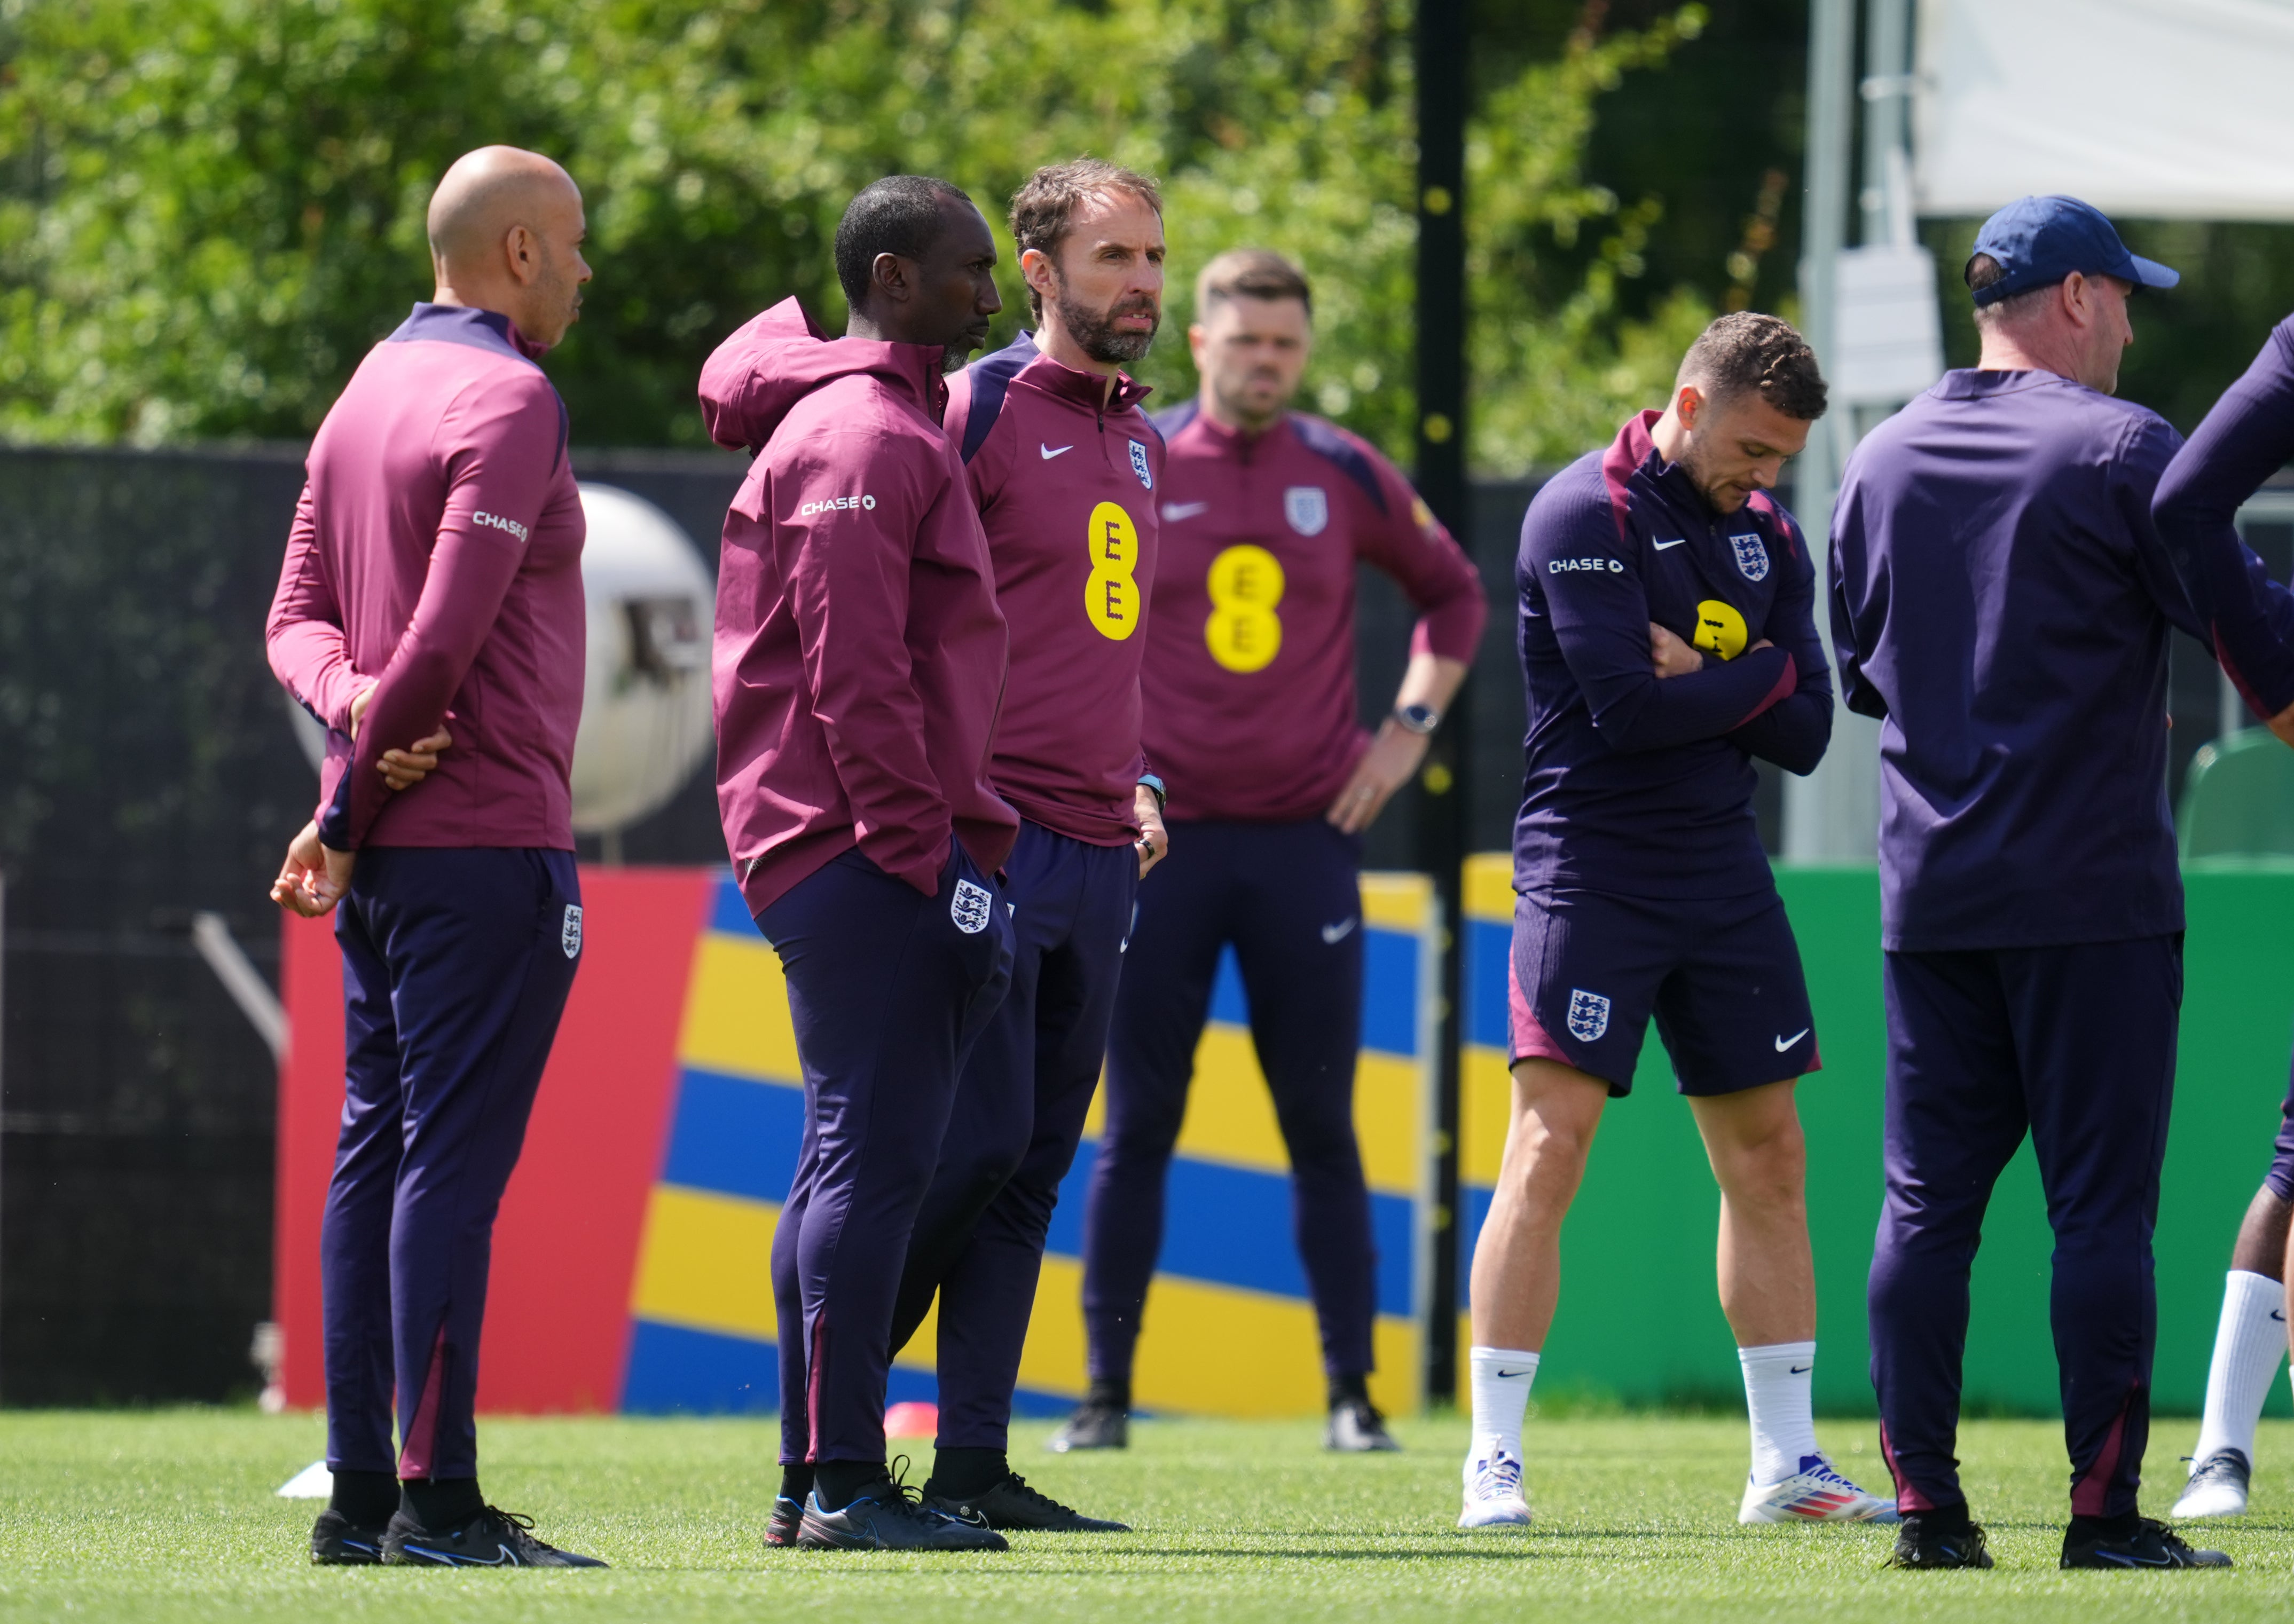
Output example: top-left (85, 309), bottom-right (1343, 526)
top-left (1495, 1368), bottom-right (1533, 1378)
top-left (1040, 443), bottom-right (1073, 460)
top-left (1321, 918), bottom-right (1358, 943)
top-left (1162, 501), bottom-right (1210, 520)
top-left (408, 1544), bottom-right (521, 1566)
top-left (1774, 1029), bottom-right (1810, 1051)
top-left (1789, 1365), bottom-right (1812, 1375)
top-left (1653, 538), bottom-right (1688, 550)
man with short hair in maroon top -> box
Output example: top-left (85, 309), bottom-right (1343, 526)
top-left (701, 175), bottom-right (1018, 1554)
top-left (1059, 249), bottom-right (1487, 1455)
top-left (266, 145), bottom-right (604, 1569)
top-left (886, 159), bottom-right (1170, 1534)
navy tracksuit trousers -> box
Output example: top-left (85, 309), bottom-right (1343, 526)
top-left (890, 821), bottom-right (1137, 1451)
top-left (1868, 935), bottom-right (2181, 1520)
top-left (323, 847), bottom-right (583, 1482)
top-left (1083, 818), bottom-right (1376, 1384)
top-left (760, 845), bottom-right (1012, 1467)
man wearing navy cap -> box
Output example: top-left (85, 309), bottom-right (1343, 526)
top-left (1833, 196), bottom-right (2269, 1572)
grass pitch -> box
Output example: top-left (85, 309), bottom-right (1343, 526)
top-left (1, 1409), bottom-right (2290, 1621)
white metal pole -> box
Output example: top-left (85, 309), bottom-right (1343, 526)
top-left (1785, 0), bottom-right (1882, 864)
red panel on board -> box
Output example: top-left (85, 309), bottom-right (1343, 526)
top-left (273, 867), bottom-right (713, 1414)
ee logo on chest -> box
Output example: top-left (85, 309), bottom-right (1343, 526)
top-left (1085, 501), bottom-right (1142, 641)
top-left (1205, 543), bottom-right (1286, 673)
top-left (1693, 598), bottom-right (1749, 661)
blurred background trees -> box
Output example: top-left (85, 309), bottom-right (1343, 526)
top-left (11, 0), bottom-right (2287, 470)
top-left (0, 0), bottom-right (1803, 472)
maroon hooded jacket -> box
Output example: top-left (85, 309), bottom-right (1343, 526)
top-left (702, 299), bottom-right (1019, 917)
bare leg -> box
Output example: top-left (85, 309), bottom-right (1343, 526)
top-left (2233, 1185), bottom-right (2292, 1280)
top-left (1687, 1079), bottom-right (1814, 1346)
top-left (1468, 1059), bottom-right (1610, 1351)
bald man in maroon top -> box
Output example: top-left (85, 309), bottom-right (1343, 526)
top-left (266, 146), bottom-right (604, 1570)
top-left (887, 161), bottom-right (1172, 1535)
top-left (1063, 250), bottom-right (1486, 1455)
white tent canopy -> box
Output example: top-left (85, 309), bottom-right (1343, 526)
top-left (1914, 0), bottom-right (2294, 220)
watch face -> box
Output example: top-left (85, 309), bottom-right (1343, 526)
top-left (1400, 704), bottom-right (1440, 735)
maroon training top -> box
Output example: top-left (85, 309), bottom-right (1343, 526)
top-left (266, 302), bottom-right (586, 852)
top-left (1141, 403), bottom-right (1488, 822)
top-left (947, 333), bottom-right (1164, 846)
top-left (702, 298), bottom-right (1019, 916)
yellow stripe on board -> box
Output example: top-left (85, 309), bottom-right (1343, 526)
top-left (630, 1184), bottom-right (779, 1342)
top-left (1360, 871), bottom-right (1432, 934)
top-left (1462, 1044), bottom-right (1516, 1186)
top-left (626, 1189), bottom-right (1421, 1416)
top-left (1092, 1023), bottom-right (1420, 1196)
top-left (1017, 1254), bottom-right (1420, 1417)
top-left (1464, 852), bottom-right (1515, 924)
top-left (677, 933), bottom-right (802, 1084)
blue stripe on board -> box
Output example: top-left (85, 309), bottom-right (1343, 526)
top-left (620, 1319), bottom-right (1071, 1417)
top-left (1050, 1140), bottom-right (1413, 1318)
top-left (1465, 918), bottom-right (1512, 1051)
top-left (658, 1068), bottom-right (804, 1203)
top-left (710, 876), bottom-right (760, 939)
top-left (1360, 929), bottom-right (1418, 1057)
top-left (1207, 937), bottom-right (1419, 1057)
top-left (621, 1319), bottom-right (777, 1414)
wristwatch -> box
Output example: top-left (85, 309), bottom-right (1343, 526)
top-left (1137, 772), bottom-right (1168, 810)
top-left (1394, 703), bottom-right (1441, 736)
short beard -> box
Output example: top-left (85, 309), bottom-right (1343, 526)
top-left (1051, 280), bottom-right (1159, 365)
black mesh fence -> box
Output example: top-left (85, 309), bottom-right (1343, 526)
top-left (0, 440), bottom-right (1543, 1404)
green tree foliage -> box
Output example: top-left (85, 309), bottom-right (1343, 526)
top-left (0, 0), bottom-right (1707, 470)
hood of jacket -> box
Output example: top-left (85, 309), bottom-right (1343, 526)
top-left (698, 297), bottom-right (950, 452)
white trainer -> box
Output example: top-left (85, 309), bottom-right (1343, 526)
top-left (1458, 1449), bottom-right (1533, 1529)
top-left (1738, 1453), bottom-right (1900, 1524)
top-left (2171, 1448), bottom-right (2252, 1519)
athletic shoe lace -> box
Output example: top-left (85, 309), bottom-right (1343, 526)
top-left (480, 1507), bottom-right (564, 1555)
top-left (999, 1472), bottom-right (1075, 1517)
top-left (863, 1456), bottom-right (940, 1524)
top-left (1469, 1453), bottom-right (1524, 1501)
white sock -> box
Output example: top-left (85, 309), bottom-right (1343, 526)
top-left (1739, 1341), bottom-right (1820, 1486)
top-left (1468, 1346), bottom-right (1538, 1466)
top-left (2193, 1270), bottom-right (2288, 1465)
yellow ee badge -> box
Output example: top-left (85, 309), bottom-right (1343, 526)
top-left (1205, 543), bottom-right (1285, 673)
top-left (1085, 501), bottom-right (1142, 640)
top-left (1692, 598), bottom-right (1748, 661)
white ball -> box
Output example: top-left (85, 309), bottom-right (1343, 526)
top-left (281, 481), bottom-right (717, 839)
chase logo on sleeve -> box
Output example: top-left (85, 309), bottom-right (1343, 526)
top-left (951, 879), bottom-right (993, 935)
top-left (1129, 439), bottom-right (1154, 490)
top-left (1549, 557), bottom-right (1624, 574)
top-left (1566, 987), bottom-right (1610, 1042)
top-left (798, 494), bottom-right (877, 517)
top-left (1730, 532), bottom-right (1770, 581)
top-left (561, 904), bottom-right (583, 959)
top-left (474, 510), bottom-right (530, 543)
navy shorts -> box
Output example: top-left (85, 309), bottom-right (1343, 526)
top-left (2267, 1059), bottom-right (2294, 1201)
top-left (1509, 885), bottom-right (1819, 1097)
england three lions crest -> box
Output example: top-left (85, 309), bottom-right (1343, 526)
top-left (1129, 438), bottom-right (1153, 490)
top-left (561, 904), bottom-right (583, 960)
top-left (1566, 987), bottom-right (1610, 1043)
top-left (1730, 532), bottom-right (1770, 582)
top-left (950, 878), bottom-right (993, 935)
top-left (1284, 486), bottom-right (1329, 537)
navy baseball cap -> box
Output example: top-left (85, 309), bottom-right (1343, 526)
top-left (1966, 195), bottom-right (2179, 306)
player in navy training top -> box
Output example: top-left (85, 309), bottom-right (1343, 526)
top-left (2148, 313), bottom-right (2294, 1524)
top-left (1833, 196), bottom-right (2266, 1572)
top-left (1460, 314), bottom-right (1892, 1535)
